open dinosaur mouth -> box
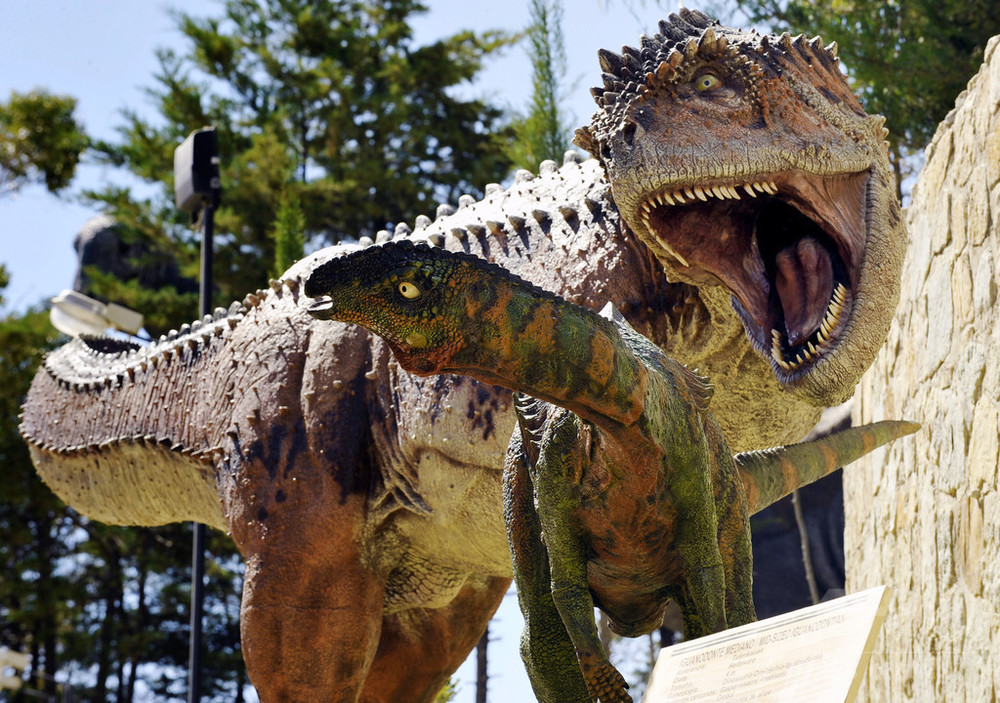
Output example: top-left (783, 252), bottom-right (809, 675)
top-left (638, 170), bottom-right (869, 378)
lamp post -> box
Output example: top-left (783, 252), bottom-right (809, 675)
top-left (174, 127), bottom-right (221, 703)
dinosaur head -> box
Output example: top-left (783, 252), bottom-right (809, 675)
top-left (575, 10), bottom-right (904, 405)
top-left (305, 241), bottom-right (474, 375)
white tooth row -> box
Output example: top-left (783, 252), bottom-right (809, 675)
top-left (641, 179), bottom-right (779, 209)
top-left (636, 179), bottom-right (779, 269)
top-left (770, 283), bottom-right (848, 372)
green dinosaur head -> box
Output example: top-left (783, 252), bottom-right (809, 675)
top-left (304, 240), bottom-right (476, 375)
top-left (574, 9), bottom-right (904, 405)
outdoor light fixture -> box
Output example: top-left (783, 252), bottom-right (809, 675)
top-left (174, 126), bottom-right (221, 221)
top-left (49, 289), bottom-right (143, 337)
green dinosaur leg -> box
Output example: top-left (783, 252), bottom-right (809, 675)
top-left (503, 429), bottom-right (591, 703)
top-left (714, 455), bottom-right (756, 630)
top-left (662, 430), bottom-right (729, 638)
top-left (530, 413), bottom-right (630, 703)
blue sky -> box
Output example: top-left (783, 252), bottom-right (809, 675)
top-left (0, 1), bottom-right (689, 701)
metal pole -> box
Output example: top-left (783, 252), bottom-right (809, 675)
top-left (188, 203), bottom-right (214, 703)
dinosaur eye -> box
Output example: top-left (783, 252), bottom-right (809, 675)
top-left (397, 281), bottom-right (421, 299)
top-left (695, 73), bottom-right (721, 92)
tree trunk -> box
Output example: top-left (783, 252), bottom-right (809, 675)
top-left (475, 624), bottom-right (489, 703)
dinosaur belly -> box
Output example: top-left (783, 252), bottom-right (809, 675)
top-left (577, 470), bottom-right (684, 637)
top-left (365, 357), bottom-right (517, 609)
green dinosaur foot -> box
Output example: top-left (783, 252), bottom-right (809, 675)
top-left (580, 656), bottom-right (630, 703)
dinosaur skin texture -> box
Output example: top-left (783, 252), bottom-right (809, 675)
top-left (19, 10), bottom-right (907, 702)
top-left (305, 240), bottom-right (918, 703)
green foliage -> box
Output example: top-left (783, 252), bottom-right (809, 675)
top-left (0, 90), bottom-right (88, 196)
top-left (721, 0), bottom-right (1000, 192)
top-left (270, 188), bottom-right (307, 276)
top-left (88, 0), bottom-right (518, 308)
top-left (508, 0), bottom-right (575, 169)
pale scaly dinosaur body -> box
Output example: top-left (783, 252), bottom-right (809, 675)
top-left (305, 240), bottom-right (918, 703)
top-left (20, 10), bottom-right (908, 701)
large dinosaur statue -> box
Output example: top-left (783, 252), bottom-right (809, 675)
top-left (19, 10), bottom-right (906, 702)
top-left (305, 239), bottom-right (918, 703)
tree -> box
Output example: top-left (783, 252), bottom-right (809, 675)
top-left (508, 0), bottom-right (575, 169)
top-left (270, 188), bottom-right (307, 276)
top-left (718, 0), bottom-right (1000, 196)
top-left (87, 0), bottom-right (519, 312)
top-left (0, 91), bottom-right (87, 197)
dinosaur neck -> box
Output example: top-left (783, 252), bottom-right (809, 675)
top-left (444, 272), bottom-right (648, 429)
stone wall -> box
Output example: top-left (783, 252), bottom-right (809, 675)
top-left (845, 36), bottom-right (1000, 701)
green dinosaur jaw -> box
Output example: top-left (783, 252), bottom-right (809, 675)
top-left (638, 169), bottom-right (868, 379)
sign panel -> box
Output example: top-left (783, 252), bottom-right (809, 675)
top-left (644, 585), bottom-right (890, 703)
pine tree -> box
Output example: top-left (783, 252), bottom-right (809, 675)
top-left (0, 91), bottom-right (87, 197)
top-left (87, 0), bottom-right (518, 313)
top-left (508, 0), bottom-right (575, 169)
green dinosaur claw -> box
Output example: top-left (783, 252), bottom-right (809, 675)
top-left (584, 659), bottom-right (630, 703)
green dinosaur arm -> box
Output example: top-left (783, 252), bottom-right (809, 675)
top-left (305, 239), bottom-right (648, 432)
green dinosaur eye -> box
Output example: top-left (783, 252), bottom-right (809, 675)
top-left (398, 281), bottom-right (421, 299)
top-left (695, 73), bottom-right (721, 92)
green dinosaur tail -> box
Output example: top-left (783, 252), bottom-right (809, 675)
top-left (735, 420), bottom-right (919, 514)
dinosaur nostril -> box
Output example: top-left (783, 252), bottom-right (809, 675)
top-left (622, 122), bottom-right (637, 147)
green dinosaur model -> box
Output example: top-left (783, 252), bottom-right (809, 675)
top-left (20, 10), bottom-right (908, 701)
top-left (305, 239), bottom-right (918, 703)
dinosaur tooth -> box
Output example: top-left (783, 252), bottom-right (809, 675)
top-left (450, 227), bottom-right (468, 241)
top-left (583, 197), bottom-right (602, 216)
top-left (394, 222), bottom-right (412, 239)
top-left (376, 229), bottom-right (393, 244)
top-left (458, 194), bottom-right (476, 209)
top-left (825, 41), bottom-right (839, 58)
top-left (269, 279), bottom-right (282, 292)
top-left (414, 215), bottom-right (432, 230)
top-left (358, 236), bottom-right (375, 248)
top-left (436, 203), bottom-right (456, 219)
top-left (484, 183), bottom-right (504, 197)
top-left (426, 233), bottom-right (445, 247)
top-left (467, 223), bottom-right (486, 237)
top-left (507, 214), bottom-right (527, 230)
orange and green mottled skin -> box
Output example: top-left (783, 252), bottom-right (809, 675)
top-left (309, 240), bottom-right (918, 703)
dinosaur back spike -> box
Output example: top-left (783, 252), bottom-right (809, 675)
top-left (736, 420), bottom-right (919, 514)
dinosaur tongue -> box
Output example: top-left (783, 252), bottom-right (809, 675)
top-left (774, 236), bottom-right (833, 346)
